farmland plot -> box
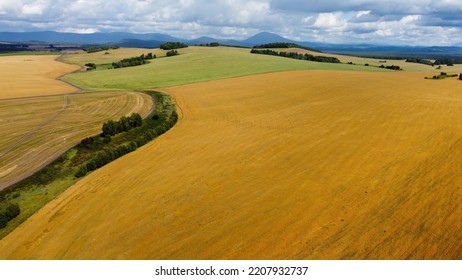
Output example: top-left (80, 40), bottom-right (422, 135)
top-left (1, 70), bottom-right (462, 259)
top-left (0, 91), bottom-right (153, 190)
top-left (0, 55), bottom-right (80, 99)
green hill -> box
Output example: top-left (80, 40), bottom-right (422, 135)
top-left (61, 46), bottom-right (383, 91)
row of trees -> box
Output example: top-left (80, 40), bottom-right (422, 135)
top-left (102, 113), bottom-right (143, 136)
top-left (160, 42), bottom-right (188, 50)
top-left (0, 203), bottom-right (20, 229)
top-left (434, 58), bottom-right (462, 66)
top-left (405, 58), bottom-right (433, 66)
top-left (75, 110), bottom-right (178, 178)
top-left (379, 64), bottom-right (402, 70)
top-left (250, 49), bottom-right (340, 63)
top-left (83, 46), bottom-right (120, 53)
top-left (112, 53), bottom-right (155, 68)
top-left (196, 42), bottom-right (220, 47)
top-left (253, 42), bottom-right (320, 52)
top-left (425, 72), bottom-right (459, 79)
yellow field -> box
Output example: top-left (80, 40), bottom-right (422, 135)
top-left (0, 55), bottom-right (81, 99)
top-left (1, 70), bottom-right (462, 259)
top-left (0, 91), bottom-right (153, 190)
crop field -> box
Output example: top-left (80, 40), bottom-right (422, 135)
top-left (61, 46), bottom-right (385, 91)
top-left (0, 55), bottom-right (80, 99)
top-left (0, 91), bottom-right (153, 190)
top-left (59, 48), bottom-right (167, 66)
top-left (1, 70), bottom-right (462, 259)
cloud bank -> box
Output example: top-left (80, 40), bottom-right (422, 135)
top-left (0, 0), bottom-right (461, 45)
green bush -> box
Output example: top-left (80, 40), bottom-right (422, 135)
top-left (75, 165), bottom-right (88, 178)
top-left (166, 50), bottom-right (178, 57)
top-left (0, 214), bottom-right (7, 229)
top-left (0, 203), bottom-right (21, 229)
top-left (4, 204), bottom-right (20, 220)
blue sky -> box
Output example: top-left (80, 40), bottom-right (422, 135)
top-left (0, 0), bottom-right (461, 45)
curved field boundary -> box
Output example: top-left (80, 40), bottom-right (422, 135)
top-left (0, 91), bottom-right (153, 191)
top-left (0, 91), bottom-right (175, 239)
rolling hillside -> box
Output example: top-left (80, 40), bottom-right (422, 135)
top-left (60, 46), bottom-right (383, 91)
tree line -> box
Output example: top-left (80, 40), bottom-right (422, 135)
top-left (83, 46), bottom-right (120, 53)
top-left (250, 49), bottom-right (340, 63)
top-left (253, 42), bottom-right (320, 52)
top-left (112, 53), bottom-right (155, 69)
top-left (75, 92), bottom-right (178, 178)
top-left (160, 42), bottom-right (188, 50)
top-left (197, 42), bottom-right (220, 47)
top-left (405, 58), bottom-right (433, 66)
top-left (379, 64), bottom-right (402, 70)
top-left (434, 58), bottom-right (462, 66)
top-left (102, 113), bottom-right (143, 136)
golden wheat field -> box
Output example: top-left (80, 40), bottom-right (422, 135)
top-left (1, 70), bottom-right (462, 259)
top-left (0, 91), bottom-right (153, 190)
top-left (0, 55), bottom-right (81, 99)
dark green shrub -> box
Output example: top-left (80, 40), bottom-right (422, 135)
top-left (0, 214), bottom-right (7, 229)
top-left (75, 165), bottom-right (88, 177)
top-left (166, 50), bottom-right (178, 57)
top-left (4, 204), bottom-right (20, 220)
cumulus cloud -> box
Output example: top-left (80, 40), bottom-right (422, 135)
top-left (0, 0), bottom-right (461, 45)
top-left (313, 13), bottom-right (346, 30)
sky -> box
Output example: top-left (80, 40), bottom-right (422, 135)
top-left (0, 0), bottom-right (461, 46)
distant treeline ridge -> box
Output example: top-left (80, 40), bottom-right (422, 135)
top-left (250, 49), bottom-right (340, 63)
top-left (83, 46), bottom-right (120, 53)
top-left (253, 42), bottom-right (321, 53)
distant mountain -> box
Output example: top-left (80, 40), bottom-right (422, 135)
top-left (0, 31), bottom-right (183, 44)
top-left (117, 39), bottom-right (163, 48)
top-left (188, 36), bottom-right (219, 45)
top-left (242, 32), bottom-right (296, 46)
top-left (1, 31), bottom-right (462, 59)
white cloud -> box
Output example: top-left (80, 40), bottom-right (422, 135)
top-left (0, 0), bottom-right (460, 46)
top-left (21, 5), bottom-right (43, 15)
top-left (314, 13), bottom-right (346, 29)
top-left (302, 16), bottom-right (313, 24)
top-left (400, 15), bottom-right (421, 24)
top-left (59, 27), bottom-right (100, 34)
top-left (21, 0), bottom-right (47, 16)
top-left (356, 10), bottom-right (371, 18)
